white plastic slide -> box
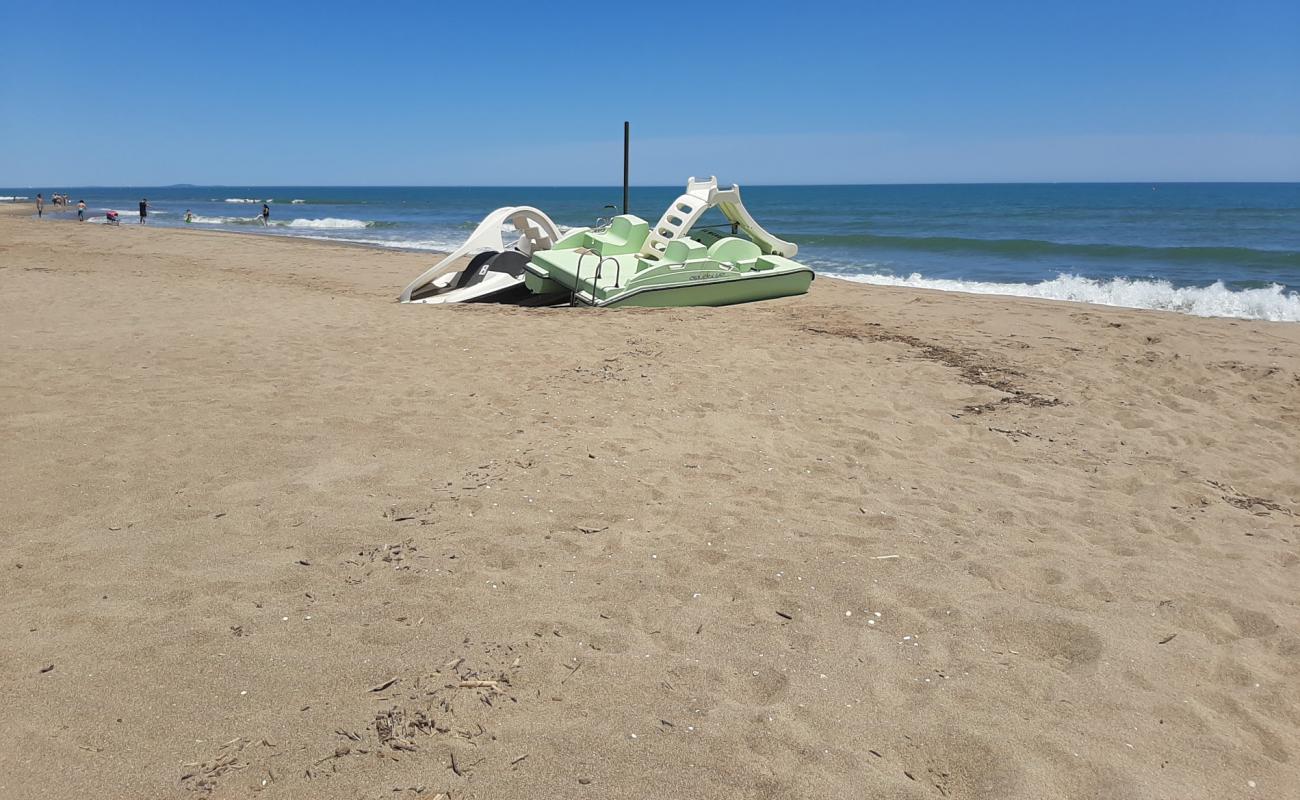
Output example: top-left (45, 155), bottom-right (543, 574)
top-left (712, 183), bottom-right (798, 258)
top-left (640, 176), bottom-right (797, 260)
top-left (398, 207), bottom-right (566, 304)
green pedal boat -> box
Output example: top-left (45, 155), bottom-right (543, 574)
top-left (398, 177), bottom-right (814, 308)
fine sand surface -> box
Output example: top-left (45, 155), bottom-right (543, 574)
top-left (2, 207), bottom-right (1298, 799)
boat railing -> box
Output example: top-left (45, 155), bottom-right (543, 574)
top-left (572, 252), bottom-right (625, 306)
top-left (602, 256), bottom-right (623, 289)
top-left (693, 221), bottom-right (742, 234)
top-left (572, 251), bottom-right (596, 305)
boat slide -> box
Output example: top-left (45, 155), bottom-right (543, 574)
top-left (397, 206), bottom-right (572, 304)
top-left (639, 177), bottom-right (798, 262)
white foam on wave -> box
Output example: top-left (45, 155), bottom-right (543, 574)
top-left (293, 234), bottom-right (457, 252)
top-left (86, 208), bottom-right (164, 222)
top-left (831, 271), bottom-right (1300, 323)
top-left (189, 214), bottom-right (253, 224)
top-left (188, 215), bottom-right (369, 229)
top-left (1, 195), bottom-right (30, 201)
top-left (291, 199), bottom-right (305, 204)
top-left (224, 198), bottom-right (263, 203)
top-left (87, 209), bottom-right (140, 221)
top-left (282, 217), bottom-right (368, 230)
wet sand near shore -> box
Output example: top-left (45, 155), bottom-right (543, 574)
top-left (2, 210), bottom-right (1298, 799)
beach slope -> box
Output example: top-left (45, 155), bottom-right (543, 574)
top-left (2, 211), bottom-right (1298, 799)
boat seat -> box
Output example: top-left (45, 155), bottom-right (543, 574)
top-left (662, 238), bottom-right (708, 263)
top-left (583, 214), bottom-right (648, 256)
top-left (753, 254), bottom-right (797, 272)
top-left (707, 237), bottom-right (762, 271)
top-left (637, 238), bottom-right (706, 272)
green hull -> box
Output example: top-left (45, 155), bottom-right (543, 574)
top-left (578, 268), bottom-right (814, 308)
top-left (520, 196), bottom-right (816, 308)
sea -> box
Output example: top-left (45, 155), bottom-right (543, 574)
top-left (6, 183), bottom-right (1299, 322)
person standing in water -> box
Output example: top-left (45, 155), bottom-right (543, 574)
top-left (184, 209), bottom-right (194, 224)
top-left (36, 193), bottom-right (43, 218)
top-left (139, 198), bottom-right (149, 224)
top-left (261, 203), bottom-right (271, 226)
top-left (77, 199), bottom-right (86, 221)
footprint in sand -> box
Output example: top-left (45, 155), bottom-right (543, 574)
top-left (743, 667), bottom-right (791, 704)
top-left (991, 617), bottom-right (1105, 674)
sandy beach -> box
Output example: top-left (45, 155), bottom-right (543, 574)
top-left (1, 207), bottom-right (1298, 799)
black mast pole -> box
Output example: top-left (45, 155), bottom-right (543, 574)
top-left (622, 121), bottom-right (630, 215)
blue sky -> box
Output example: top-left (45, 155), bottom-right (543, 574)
top-left (1, 0), bottom-right (1297, 185)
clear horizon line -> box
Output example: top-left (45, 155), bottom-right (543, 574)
top-left (6, 179), bottom-right (1300, 189)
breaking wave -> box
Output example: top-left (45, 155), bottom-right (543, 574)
top-left (831, 271), bottom-right (1300, 322)
top-left (187, 215), bottom-right (387, 230)
top-left (188, 214), bottom-right (253, 224)
top-left (283, 217), bottom-right (370, 230)
top-left (801, 233), bottom-right (1300, 270)
top-left (292, 234), bottom-right (459, 251)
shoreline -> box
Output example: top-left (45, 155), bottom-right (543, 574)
top-left (3, 209), bottom-right (1299, 798)
top-left (0, 201), bottom-right (438, 257)
top-left (11, 200), bottom-right (1299, 322)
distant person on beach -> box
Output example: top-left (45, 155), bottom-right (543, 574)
top-left (184, 209), bottom-right (194, 224)
top-left (261, 203), bottom-right (271, 226)
top-left (105, 210), bottom-right (120, 225)
top-left (36, 194), bottom-right (43, 218)
top-left (139, 198), bottom-right (149, 224)
top-left (77, 199), bottom-right (86, 221)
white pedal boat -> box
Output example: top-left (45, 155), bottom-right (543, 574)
top-left (397, 206), bottom-right (569, 304)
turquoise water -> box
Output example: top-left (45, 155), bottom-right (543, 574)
top-left (9, 183), bottom-right (1300, 320)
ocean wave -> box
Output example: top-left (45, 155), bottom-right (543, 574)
top-left (87, 210), bottom-right (138, 223)
top-left (292, 234), bottom-right (455, 251)
top-left (1, 195), bottom-right (30, 201)
top-left (187, 215), bottom-right (386, 230)
top-left (802, 232), bottom-right (1300, 269)
top-left (275, 197), bottom-right (370, 205)
top-left (100, 207), bottom-right (151, 217)
top-left (189, 214), bottom-right (253, 224)
top-left (830, 271), bottom-right (1300, 322)
top-left (283, 217), bottom-right (372, 229)
top-left (224, 198), bottom-right (264, 204)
